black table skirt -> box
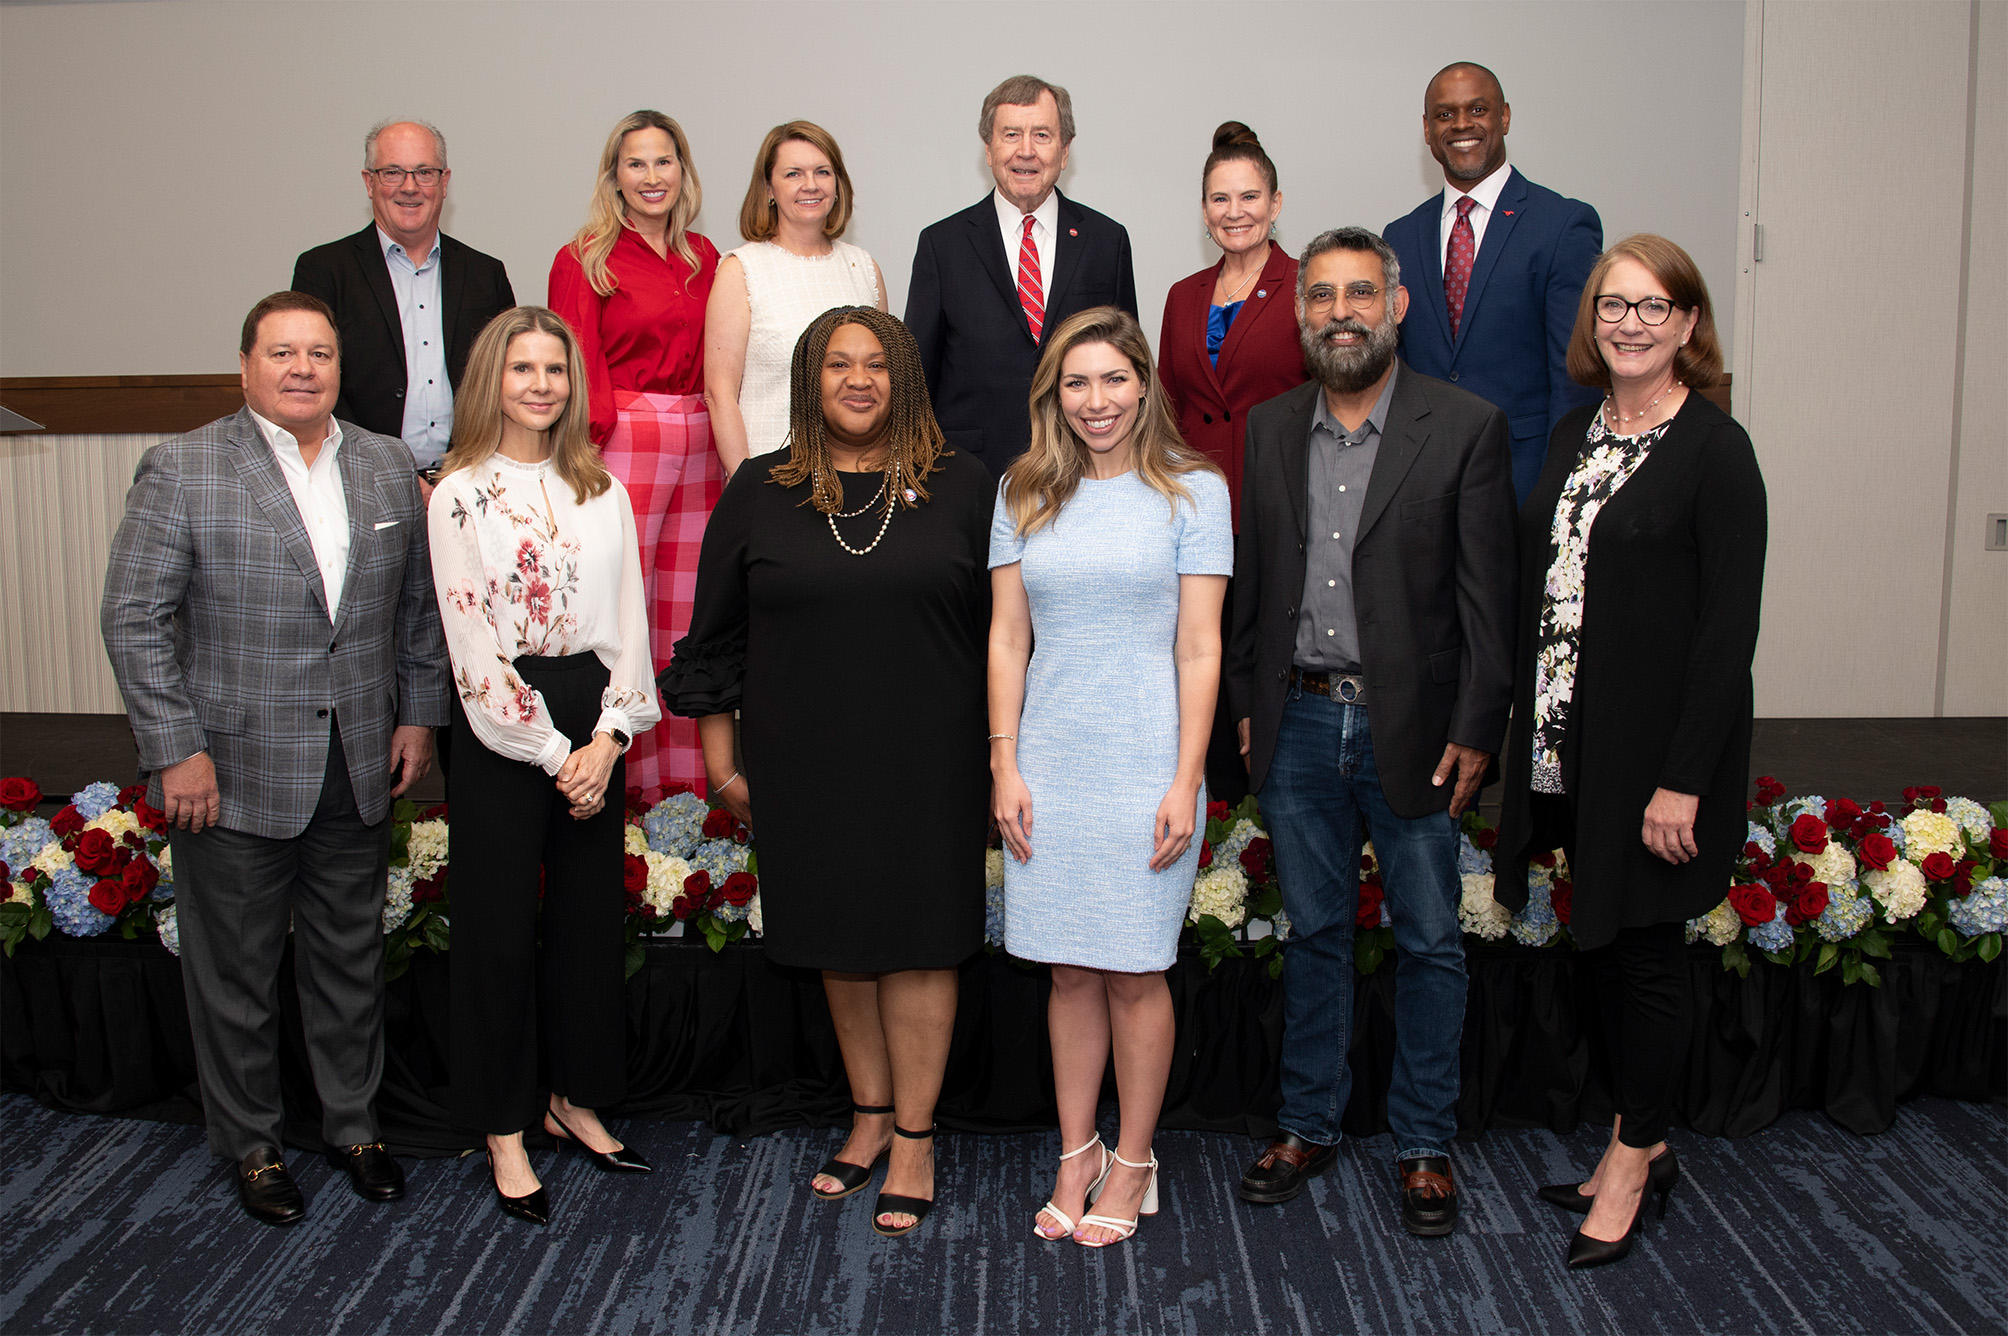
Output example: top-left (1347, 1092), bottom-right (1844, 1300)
top-left (3, 936), bottom-right (2001, 1156)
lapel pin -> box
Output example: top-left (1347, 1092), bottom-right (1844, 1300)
top-left (1502, 210), bottom-right (1515, 217)
top-left (1256, 289), bottom-right (1267, 298)
top-left (1068, 228), bottom-right (1078, 237)
top-left (903, 487), bottom-right (918, 502)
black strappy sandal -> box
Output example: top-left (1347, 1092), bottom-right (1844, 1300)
top-left (811, 1103), bottom-right (894, 1201)
top-left (872, 1124), bottom-right (936, 1238)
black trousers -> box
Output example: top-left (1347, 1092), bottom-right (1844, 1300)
top-left (1205, 576), bottom-right (1250, 808)
top-left (449, 654), bottom-right (627, 1135)
top-left (171, 724), bottom-right (389, 1160)
top-left (1529, 791), bottom-right (1692, 1147)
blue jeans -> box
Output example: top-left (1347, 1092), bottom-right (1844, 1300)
top-left (1261, 687), bottom-right (1463, 1157)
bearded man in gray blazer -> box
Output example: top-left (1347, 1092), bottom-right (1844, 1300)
top-left (1227, 229), bottom-right (1516, 1236)
top-left (102, 291), bottom-right (448, 1225)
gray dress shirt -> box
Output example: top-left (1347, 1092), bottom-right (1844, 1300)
top-left (1294, 363), bottom-right (1400, 672)
top-left (377, 227), bottom-right (452, 466)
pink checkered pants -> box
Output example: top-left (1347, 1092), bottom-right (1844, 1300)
top-left (601, 391), bottom-right (719, 799)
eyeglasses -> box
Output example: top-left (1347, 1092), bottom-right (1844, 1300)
top-left (1303, 282), bottom-right (1383, 312)
top-left (368, 166), bottom-right (445, 187)
top-left (1594, 295), bottom-right (1680, 326)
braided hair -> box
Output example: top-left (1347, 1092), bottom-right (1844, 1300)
top-left (768, 306), bottom-right (947, 514)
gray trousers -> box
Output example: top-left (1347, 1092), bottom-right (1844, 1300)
top-left (169, 728), bottom-right (390, 1160)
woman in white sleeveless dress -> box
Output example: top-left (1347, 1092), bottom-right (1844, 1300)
top-left (704, 121), bottom-right (885, 474)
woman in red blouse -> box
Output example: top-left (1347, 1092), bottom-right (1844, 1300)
top-left (549, 109), bottom-right (721, 797)
top-left (1157, 122), bottom-right (1304, 805)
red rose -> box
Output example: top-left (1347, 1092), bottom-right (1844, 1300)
top-left (701, 808), bottom-right (736, 839)
top-left (1825, 798), bottom-right (1861, 826)
top-left (1761, 863), bottom-right (1788, 889)
top-left (0, 861), bottom-right (9, 884)
top-left (1755, 776), bottom-right (1785, 805)
top-left (414, 870), bottom-right (447, 904)
top-left (1206, 801), bottom-right (1229, 822)
top-left (733, 825), bottom-right (751, 845)
top-left (1359, 853), bottom-right (1375, 874)
top-left (624, 786), bottom-right (648, 816)
top-left (623, 855), bottom-right (649, 895)
top-left (1785, 882), bottom-right (1828, 927)
top-left (50, 805), bottom-right (83, 838)
top-left (1551, 877), bottom-right (1574, 925)
top-left (1473, 827), bottom-right (1498, 850)
top-left (721, 872), bottom-right (757, 907)
top-left (1992, 829), bottom-right (2008, 860)
top-left (670, 894), bottom-right (699, 920)
top-left (1930, 798), bottom-right (1947, 814)
top-left (419, 803), bottom-right (449, 821)
top-left (1239, 837), bottom-right (1273, 881)
top-left (682, 870), bottom-right (712, 902)
top-left (134, 799), bottom-right (167, 834)
top-left (87, 879), bottom-right (124, 915)
top-left (1728, 884), bottom-right (1776, 926)
top-left (1198, 843), bottom-right (1213, 869)
top-left (119, 859), bottom-right (158, 906)
top-left (1857, 833), bottom-right (1896, 871)
top-left (1356, 879), bottom-right (1384, 927)
top-left (1921, 852), bottom-right (1957, 882)
top-left (117, 783), bottom-right (147, 807)
top-left (1955, 859), bottom-right (1977, 895)
top-left (663, 781), bottom-right (694, 798)
top-left (0, 777), bottom-right (41, 812)
top-left (73, 828), bottom-right (120, 875)
top-left (1789, 814), bottom-right (1828, 854)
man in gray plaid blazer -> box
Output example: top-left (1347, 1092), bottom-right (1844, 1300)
top-left (102, 291), bottom-right (449, 1225)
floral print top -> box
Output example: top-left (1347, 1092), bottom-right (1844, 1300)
top-left (1530, 412), bottom-right (1671, 793)
top-left (427, 454), bottom-right (660, 776)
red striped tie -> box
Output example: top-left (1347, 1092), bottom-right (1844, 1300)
top-left (1016, 214), bottom-right (1045, 343)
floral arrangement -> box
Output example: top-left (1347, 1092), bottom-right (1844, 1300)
top-left (0, 777), bottom-right (173, 956)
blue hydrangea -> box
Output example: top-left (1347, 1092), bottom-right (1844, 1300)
top-left (1509, 877), bottom-right (1560, 946)
top-left (150, 874), bottom-right (174, 901)
top-left (984, 881), bottom-right (1007, 947)
top-left (0, 817), bottom-right (55, 871)
top-left (712, 895), bottom-right (751, 924)
top-left (44, 866), bottom-right (114, 937)
top-left (1457, 833), bottom-right (1494, 876)
top-left (69, 782), bottom-right (123, 822)
top-left (155, 903), bottom-right (180, 956)
top-left (1947, 877), bottom-right (2008, 937)
top-left (642, 792), bottom-right (709, 857)
top-left (1745, 822), bottom-right (1776, 859)
top-left (1271, 908), bottom-right (1294, 942)
top-left (1778, 795), bottom-right (1828, 825)
top-left (685, 838), bottom-right (748, 883)
top-left (1813, 888), bottom-right (1873, 942)
top-left (1747, 914), bottom-right (1796, 954)
top-left (1944, 798), bottom-right (1992, 844)
top-left (1214, 820), bottom-right (1259, 866)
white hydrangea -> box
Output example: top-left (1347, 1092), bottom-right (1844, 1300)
top-left (4, 879), bottom-right (30, 907)
top-left (1943, 797), bottom-right (1992, 844)
top-left (1794, 842), bottom-right (1857, 890)
top-left (1362, 842), bottom-right (1380, 879)
top-left (382, 865), bottom-right (415, 933)
top-left (624, 824), bottom-right (650, 857)
top-left (1188, 864), bottom-right (1249, 929)
top-left (985, 848), bottom-right (1005, 890)
top-left (156, 903), bottom-right (180, 956)
top-left (154, 844), bottom-right (172, 882)
top-left (747, 892), bottom-right (763, 936)
top-left (29, 844), bottom-right (73, 880)
top-left (1745, 822), bottom-right (1777, 859)
top-left (1900, 809), bottom-right (1963, 861)
top-left (85, 808), bottom-right (142, 843)
top-left (643, 853), bottom-right (693, 918)
top-left (1862, 859), bottom-right (1928, 921)
top-left (1458, 872), bottom-right (1512, 939)
top-left (405, 819), bottom-right (449, 877)
top-left (1692, 899), bottom-right (1743, 946)
top-left (1271, 909), bottom-right (1293, 942)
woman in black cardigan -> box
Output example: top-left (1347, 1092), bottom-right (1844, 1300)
top-left (1495, 234), bottom-right (1766, 1270)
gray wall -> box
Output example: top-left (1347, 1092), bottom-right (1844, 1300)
top-left (0, 0), bottom-right (1747, 375)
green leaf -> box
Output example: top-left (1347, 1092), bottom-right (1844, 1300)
top-left (1355, 936), bottom-right (1386, 975)
top-left (1721, 940), bottom-right (1751, 978)
top-left (1246, 885), bottom-right (1282, 919)
top-left (744, 849), bottom-right (758, 877)
top-left (1916, 910), bottom-right (1944, 938)
top-left (1937, 928), bottom-right (1960, 957)
top-left (388, 823), bottom-right (410, 865)
top-left (1840, 956), bottom-right (1860, 986)
top-left (421, 914), bottom-right (451, 952)
top-left (0, 902), bottom-right (28, 927)
top-left (1980, 934), bottom-right (2002, 963)
top-left (1858, 930), bottom-right (1892, 959)
top-left (1988, 800), bottom-right (2008, 831)
top-left (624, 941), bottom-right (645, 979)
top-left (1815, 942), bottom-right (1838, 974)
top-left (1266, 953), bottom-right (1283, 980)
top-left (699, 915), bottom-right (729, 952)
top-left (1761, 947), bottom-right (1793, 967)
top-left (28, 907), bottom-right (51, 941)
top-left (1232, 794), bottom-right (1262, 826)
top-left (1251, 935), bottom-right (1278, 957)
top-left (392, 798), bottom-right (419, 824)
top-left (1192, 915), bottom-right (1241, 971)
top-left (119, 917), bottom-right (140, 940)
top-left (1859, 961), bottom-right (1882, 987)
top-left (384, 953), bottom-right (408, 982)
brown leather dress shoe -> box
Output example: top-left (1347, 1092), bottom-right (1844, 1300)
top-left (1398, 1155), bottom-right (1459, 1236)
top-left (325, 1141), bottom-right (406, 1201)
top-left (237, 1147), bottom-right (306, 1226)
top-left (1239, 1131), bottom-right (1337, 1204)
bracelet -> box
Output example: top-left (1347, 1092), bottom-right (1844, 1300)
top-left (715, 771), bottom-right (743, 792)
top-left (988, 733), bottom-right (1015, 742)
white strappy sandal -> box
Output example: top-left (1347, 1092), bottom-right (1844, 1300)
top-left (1075, 1149), bottom-right (1158, 1247)
top-left (1034, 1133), bottom-right (1115, 1241)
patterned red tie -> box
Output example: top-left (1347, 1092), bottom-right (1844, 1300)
top-left (1016, 214), bottom-right (1045, 343)
top-left (1444, 195), bottom-right (1477, 338)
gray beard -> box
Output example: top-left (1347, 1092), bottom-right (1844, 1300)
top-left (1301, 316), bottom-right (1399, 395)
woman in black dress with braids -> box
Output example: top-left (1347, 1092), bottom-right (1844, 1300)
top-left (660, 305), bottom-right (992, 1238)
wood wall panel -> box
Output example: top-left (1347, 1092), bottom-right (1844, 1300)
top-left (0, 376), bottom-right (241, 436)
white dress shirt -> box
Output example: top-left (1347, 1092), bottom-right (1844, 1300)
top-left (1438, 160), bottom-right (1514, 269)
top-left (992, 188), bottom-right (1059, 305)
top-left (248, 406), bottom-right (349, 621)
top-left (377, 226), bottom-right (453, 467)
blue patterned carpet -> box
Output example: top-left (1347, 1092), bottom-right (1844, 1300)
top-left (1, 1092), bottom-right (2002, 1335)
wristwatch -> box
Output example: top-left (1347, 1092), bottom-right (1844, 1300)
top-left (604, 728), bottom-right (631, 752)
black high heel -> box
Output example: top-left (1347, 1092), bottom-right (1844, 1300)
top-left (545, 1106), bottom-right (652, 1173)
top-left (484, 1149), bottom-right (550, 1227)
top-left (813, 1103), bottom-right (895, 1201)
top-left (1565, 1159), bottom-right (1676, 1270)
top-left (1538, 1149), bottom-right (1679, 1214)
top-left (871, 1124), bottom-right (936, 1238)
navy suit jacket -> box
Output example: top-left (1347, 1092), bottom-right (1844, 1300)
top-left (1385, 168), bottom-right (1601, 503)
top-left (906, 192), bottom-right (1137, 472)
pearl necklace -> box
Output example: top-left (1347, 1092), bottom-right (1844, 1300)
top-left (1604, 380), bottom-right (1682, 434)
top-left (826, 468), bottom-right (895, 556)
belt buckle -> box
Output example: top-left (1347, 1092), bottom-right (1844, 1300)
top-left (1336, 674), bottom-right (1363, 703)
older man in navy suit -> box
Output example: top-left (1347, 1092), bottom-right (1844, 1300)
top-left (1385, 63), bottom-right (1602, 503)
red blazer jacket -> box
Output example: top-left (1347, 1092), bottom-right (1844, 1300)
top-left (1156, 241), bottom-right (1305, 528)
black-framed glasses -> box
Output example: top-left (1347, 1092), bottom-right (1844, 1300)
top-left (368, 166), bottom-right (445, 187)
top-left (1595, 295), bottom-right (1680, 325)
top-left (1304, 282), bottom-right (1383, 311)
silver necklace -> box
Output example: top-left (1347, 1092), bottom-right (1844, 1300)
top-left (1604, 380), bottom-right (1682, 433)
top-left (826, 468), bottom-right (894, 556)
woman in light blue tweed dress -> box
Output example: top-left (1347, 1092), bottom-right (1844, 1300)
top-left (988, 308), bottom-right (1232, 1249)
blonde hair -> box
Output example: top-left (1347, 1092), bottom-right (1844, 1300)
top-left (1002, 307), bottom-right (1220, 537)
top-left (738, 121), bottom-right (856, 242)
top-left (567, 110), bottom-right (704, 297)
top-left (440, 306), bottom-right (611, 504)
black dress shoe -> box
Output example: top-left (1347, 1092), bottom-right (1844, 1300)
top-left (325, 1141), bottom-right (406, 1201)
top-left (1239, 1131), bottom-right (1337, 1204)
top-left (1397, 1155), bottom-right (1459, 1236)
top-left (545, 1107), bottom-right (652, 1173)
top-left (1538, 1150), bottom-right (1679, 1215)
top-left (237, 1147), bottom-right (306, 1226)
top-left (485, 1150), bottom-right (550, 1227)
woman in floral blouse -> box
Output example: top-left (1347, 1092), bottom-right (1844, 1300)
top-left (1494, 236), bottom-right (1766, 1271)
top-left (429, 306), bottom-right (662, 1227)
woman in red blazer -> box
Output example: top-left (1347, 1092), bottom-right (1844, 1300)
top-left (1158, 123), bottom-right (1302, 803)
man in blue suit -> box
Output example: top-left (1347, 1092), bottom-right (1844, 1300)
top-left (1385, 63), bottom-right (1602, 503)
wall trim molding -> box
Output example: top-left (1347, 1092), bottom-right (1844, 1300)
top-left (0, 375), bottom-right (242, 436)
